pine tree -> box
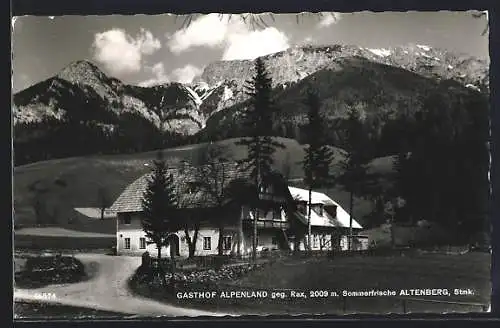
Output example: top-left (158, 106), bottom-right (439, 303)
top-left (141, 151), bottom-right (181, 284)
top-left (236, 57), bottom-right (284, 263)
top-left (302, 87), bottom-right (334, 250)
top-left (338, 107), bottom-right (370, 251)
top-left (405, 91), bottom-right (489, 243)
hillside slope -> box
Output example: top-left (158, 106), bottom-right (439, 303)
top-left (13, 138), bottom-right (393, 234)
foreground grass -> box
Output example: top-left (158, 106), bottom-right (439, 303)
top-left (130, 252), bottom-right (491, 315)
top-left (14, 301), bottom-right (125, 319)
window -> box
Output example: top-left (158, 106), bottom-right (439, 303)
top-left (122, 213), bottom-right (131, 225)
top-left (271, 237), bottom-right (278, 245)
top-left (124, 238), bottom-right (131, 249)
top-left (298, 202), bottom-right (307, 214)
top-left (139, 238), bottom-right (146, 249)
top-left (313, 235), bottom-right (319, 248)
top-left (222, 236), bottom-right (232, 250)
top-left (331, 205), bottom-right (338, 218)
top-left (272, 208), bottom-right (281, 220)
top-left (320, 235), bottom-right (327, 249)
top-left (203, 237), bottom-right (211, 250)
top-left (312, 205), bottom-right (323, 216)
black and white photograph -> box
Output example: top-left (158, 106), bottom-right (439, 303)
top-left (12, 11), bottom-right (492, 318)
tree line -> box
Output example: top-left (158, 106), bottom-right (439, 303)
top-left (14, 112), bottom-right (202, 166)
top-left (140, 56), bottom-right (490, 282)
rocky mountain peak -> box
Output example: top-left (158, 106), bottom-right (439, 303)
top-left (57, 60), bottom-right (104, 84)
top-left (56, 59), bottom-right (124, 101)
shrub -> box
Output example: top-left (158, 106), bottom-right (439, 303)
top-left (15, 255), bottom-right (87, 288)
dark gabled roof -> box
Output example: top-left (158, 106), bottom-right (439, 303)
top-left (110, 162), bottom-right (254, 214)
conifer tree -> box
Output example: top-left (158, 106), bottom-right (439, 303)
top-left (141, 151), bottom-right (181, 284)
top-left (236, 57), bottom-right (284, 263)
top-left (302, 87), bottom-right (334, 250)
top-left (338, 107), bottom-right (370, 250)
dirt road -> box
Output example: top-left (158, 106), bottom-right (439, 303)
top-left (14, 253), bottom-right (231, 317)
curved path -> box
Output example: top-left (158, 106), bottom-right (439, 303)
top-left (14, 254), bottom-right (231, 317)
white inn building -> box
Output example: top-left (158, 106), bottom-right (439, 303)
top-left (109, 162), bottom-right (364, 257)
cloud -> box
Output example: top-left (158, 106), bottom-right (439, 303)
top-left (167, 14), bottom-right (290, 61)
top-left (138, 62), bottom-right (169, 87)
top-left (317, 12), bottom-right (341, 28)
top-left (136, 29), bottom-right (162, 54)
top-left (167, 14), bottom-right (229, 53)
top-left (92, 28), bottom-right (161, 75)
top-left (139, 63), bottom-right (203, 86)
top-left (170, 64), bottom-right (203, 84)
top-left (222, 25), bottom-right (289, 60)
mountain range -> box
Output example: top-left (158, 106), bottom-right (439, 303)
top-left (12, 43), bottom-right (490, 165)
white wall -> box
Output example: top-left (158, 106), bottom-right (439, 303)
top-left (117, 227), bottom-right (256, 257)
top-left (116, 211), bottom-right (363, 256)
top-left (117, 229), bottom-right (171, 256)
top-left (117, 212), bottom-right (251, 257)
top-left (291, 232), bottom-right (353, 251)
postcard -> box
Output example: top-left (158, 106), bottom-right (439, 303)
top-left (12, 11), bottom-right (492, 318)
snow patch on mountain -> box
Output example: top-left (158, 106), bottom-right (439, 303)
top-left (222, 85), bottom-right (234, 102)
top-left (416, 44), bottom-right (431, 51)
top-left (465, 84), bottom-right (481, 92)
top-left (195, 81), bottom-right (210, 91)
top-left (183, 85), bottom-right (203, 107)
top-left (200, 87), bottom-right (217, 102)
top-left (368, 48), bottom-right (392, 57)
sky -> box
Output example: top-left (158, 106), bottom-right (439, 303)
top-left (11, 11), bottom-right (489, 93)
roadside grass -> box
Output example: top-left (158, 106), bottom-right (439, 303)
top-left (129, 252), bottom-right (491, 315)
top-left (14, 301), bottom-right (125, 319)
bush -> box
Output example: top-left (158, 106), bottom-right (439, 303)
top-left (133, 262), bottom-right (264, 291)
top-left (164, 264), bottom-right (262, 286)
top-left (15, 255), bottom-right (87, 288)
